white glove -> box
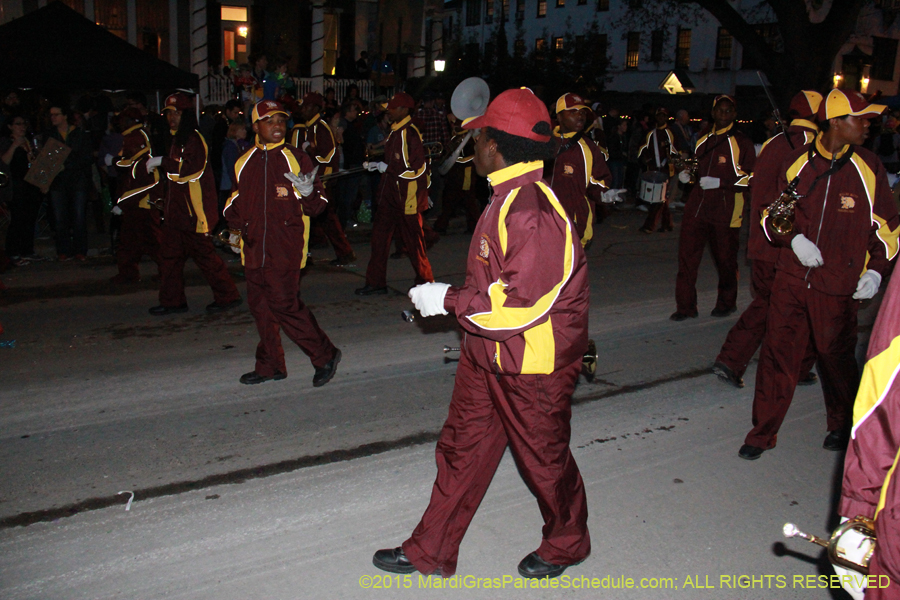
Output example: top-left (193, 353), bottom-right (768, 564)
top-left (831, 517), bottom-right (873, 600)
top-left (408, 282), bottom-right (451, 317)
top-left (790, 233), bottom-right (824, 268)
top-left (699, 176), bottom-right (720, 190)
top-left (284, 166), bottom-right (319, 198)
top-left (601, 188), bottom-right (627, 204)
top-left (365, 161), bottom-right (388, 173)
top-left (833, 565), bottom-right (865, 600)
top-left (301, 141), bottom-right (311, 151)
top-left (104, 154), bottom-right (115, 166)
top-left (428, 196), bottom-right (434, 209)
top-left (853, 270), bottom-right (882, 300)
top-left (229, 232), bottom-right (241, 254)
top-left (145, 156), bottom-right (162, 173)
top-left (111, 204), bottom-right (123, 216)
top-left (678, 170), bottom-right (691, 184)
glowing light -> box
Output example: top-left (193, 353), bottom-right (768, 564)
top-left (237, 25), bottom-right (248, 37)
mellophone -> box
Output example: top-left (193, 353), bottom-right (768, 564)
top-left (783, 516), bottom-right (877, 574)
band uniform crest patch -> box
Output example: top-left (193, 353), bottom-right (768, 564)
top-left (395, 152), bottom-right (401, 160)
top-left (840, 195), bottom-right (856, 211)
top-left (718, 155), bottom-right (727, 164)
top-left (562, 164), bottom-right (575, 176)
top-left (275, 185), bottom-right (290, 198)
top-left (477, 234), bottom-right (491, 264)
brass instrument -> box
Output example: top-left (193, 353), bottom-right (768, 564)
top-left (766, 176), bottom-right (801, 235)
top-left (148, 198), bottom-right (165, 211)
top-left (214, 228), bottom-right (242, 249)
top-left (669, 152), bottom-right (699, 185)
top-left (0, 168), bottom-right (9, 188)
top-left (783, 517), bottom-right (876, 575)
top-left (582, 339), bottom-right (598, 381)
top-left (321, 142), bottom-right (444, 182)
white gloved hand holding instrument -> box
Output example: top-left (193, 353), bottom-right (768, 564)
top-left (790, 233), bottom-right (824, 268)
top-left (601, 188), bottom-right (627, 204)
top-left (852, 270), bottom-right (882, 300)
top-left (284, 166), bottom-right (319, 198)
top-left (364, 161), bottom-right (388, 173)
top-left (409, 283), bottom-right (451, 317)
top-left (145, 155), bottom-right (162, 174)
top-left (699, 176), bottom-right (720, 190)
top-left (229, 232), bottom-right (241, 255)
top-left (678, 170), bottom-right (691, 184)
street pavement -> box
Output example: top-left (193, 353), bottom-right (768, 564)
top-left (0, 206), bottom-right (873, 599)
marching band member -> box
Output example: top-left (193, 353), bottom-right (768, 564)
top-left (638, 107), bottom-right (679, 234)
top-left (546, 93), bottom-right (616, 247)
top-left (224, 100), bottom-right (341, 387)
top-left (713, 91), bottom-right (822, 388)
top-left (739, 90), bottom-right (899, 460)
top-left (109, 107), bottom-right (162, 284)
top-left (373, 88), bottom-right (590, 580)
top-left (290, 92), bottom-right (356, 266)
top-left (146, 93), bottom-right (241, 316)
top-left (356, 92), bottom-right (434, 295)
top-left (671, 95), bottom-right (755, 321)
top-left (432, 115), bottom-right (481, 234)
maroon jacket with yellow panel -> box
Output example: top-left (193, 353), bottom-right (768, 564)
top-left (379, 115), bottom-right (430, 214)
top-left (290, 112), bottom-right (339, 180)
top-left (159, 130), bottom-right (218, 233)
top-left (223, 138), bottom-right (327, 271)
top-left (116, 123), bottom-right (162, 210)
top-left (444, 161), bottom-right (588, 375)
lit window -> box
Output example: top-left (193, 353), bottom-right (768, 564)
top-left (221, 6), bottom-right (247, 21)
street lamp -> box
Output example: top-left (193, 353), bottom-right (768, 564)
top-left (238, 25), bottom-right (248, 38)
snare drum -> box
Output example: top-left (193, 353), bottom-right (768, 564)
top-left (639, 171), bottom-right (668, 204)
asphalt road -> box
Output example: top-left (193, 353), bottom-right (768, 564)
top-left (0, 206), bottom-right (876, 599)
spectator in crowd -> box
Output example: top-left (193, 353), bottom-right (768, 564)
top-left (0, 90), bottom-right (21, 131)
top-left (875, 115), bottom-right (900, 176)
top-left (46, 102), bottom-right (93, 261)
top-left (1, 114), bottom-right (42, 265)
top-left (343, 84), bottom-right (365, 112)
top-left (335, 102), bottom-right (367, 231)
top-left (365, 108), bottom-right (391, 214)
top-left (209, 99), bottom-right (245, 200)
top-left (356, 51), bottom-right (370, 80)
top-left (324, 88), bottom-right (339, 114)
top-left (219, 120), bottom-right (251, 232)
top-left (605, 117), bottom-right (628, 191)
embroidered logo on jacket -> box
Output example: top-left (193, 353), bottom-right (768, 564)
top-left (275, 185), bottom-right (290, 198)
top-left (718, 155), bottom-right (727, 164)
top-left (477, 234), bottom-right (491, 264)
top-left (562, 164), bottom-right (575, 176)
top-left (839, 194), bottom-right (856, 211)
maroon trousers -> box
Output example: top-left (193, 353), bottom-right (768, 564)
top-left (245, 267), bottom-right (335, 377)
top-left (311, 183), bottom-right (353, 259)
top-left (157, 225), bottom-right (240, 308)
top-left (745, 273), bottom-right (859, 449)
top-left (675, 217), bottom-right (739, 316)
top-left (365, 207), bottom-right (434, 288)
top-left (716, 259), bottom-right (817, 379)
top-left (402, 353), bottom-right (590, 577)
top-left (116, 205), bottom-right (161, 281)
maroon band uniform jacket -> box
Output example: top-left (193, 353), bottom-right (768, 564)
top-left (686, 123), bottom-right (755, 227)
top-left (380, 115), bottom-right (430, 214)
top-left (116, 124), bottom-right (161, 209)
top-left (290, 113), bottom-right (339, 178)
top-left (223, 139), bottom-right (328, 271)
top-left (159, 130), bottom-right (218, 233)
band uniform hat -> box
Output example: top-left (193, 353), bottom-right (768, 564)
top-left (555, 93), bottom-right (589, 114)
top-left (463, 87), bottom-right (552, 143)
top-left (162, 93), bottom-right (193, 112)
top-left (117, 107), bottom-right (144, 123)
top-left (386, 92), bottom-right (416, 110)
top-left (252, 100), bottom-right (289, 123)
top-left (788, 90), bottom-right (823, 119)
top-left (712, 94), bottom-right (736, 108)
top-left (818, 88), bottom-right (887, 121)
top-left (656, 106), bottom-right (670, 116)
top-left (301, 91), bottom-right (324, 109)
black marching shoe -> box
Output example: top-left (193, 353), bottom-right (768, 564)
top-left (149, 304), bottom-right (189, 316)
top-left (710, 306), bottom-right (737, 317)
top-left (206, 298), bottom-right (243, 314)
top-left (517, 552), bottom-right (575, 579)
top-left (712, 361), bottom-right (745, 388)
top-left (239, 371), bottom-right (287, 385)
top-left (355, 284), bottom-right (389, 296)
top-left (372, 547), bottom-right (417, 574)
top-left (738, 444), bottom-right (765, 460)
top-left (669, 311), bottom-right (697, 322)
top-left (313, 349), bottom-right (341, 387)
top-left (797, 371), bottom-right (819, 386)
top-left (823, 430), bottom-right (850, 452)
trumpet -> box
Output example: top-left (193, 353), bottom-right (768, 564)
top-left (669, 152), bottom-right (698, 185)
top-left (214, 228), bottom-right (242, 249)
top-left (321, 142), bottom-right (444, 182)
top-left (766, 176), bottom-right (801, 235)
top-left (783, 516), bottom-right (876, 575)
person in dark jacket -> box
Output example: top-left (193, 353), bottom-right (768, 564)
top-left (47, 103), bottom-right (93, 261)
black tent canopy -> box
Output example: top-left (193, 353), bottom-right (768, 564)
top-left (0, 1), bottom-right (198, 92)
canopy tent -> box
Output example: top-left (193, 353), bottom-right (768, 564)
top-left (0, 1), bottom-right (198, 92)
